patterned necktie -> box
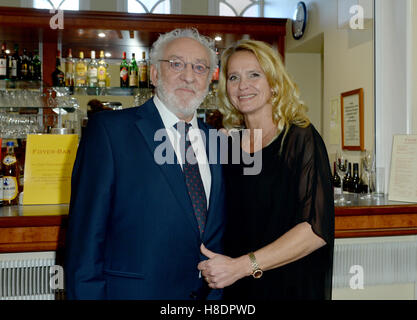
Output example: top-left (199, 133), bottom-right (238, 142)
top-left (174, 121), bottom-right (207, 235)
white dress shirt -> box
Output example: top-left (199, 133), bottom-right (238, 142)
top-left (153, 95), bottom-right (211, 208)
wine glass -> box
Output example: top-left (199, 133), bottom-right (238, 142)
top-left (335, 149), bottom-right (351, 204)
top-left (360, 150), bottom-right (374, 200)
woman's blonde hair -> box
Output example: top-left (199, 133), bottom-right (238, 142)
top-left (217, 39), bottom-right (310, 138)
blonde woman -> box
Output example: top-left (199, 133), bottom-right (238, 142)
top-left (198, 40), bottom-right (334, 300)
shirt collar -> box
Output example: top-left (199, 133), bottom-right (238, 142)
top-left (153, 94), bottom-right (199, 130)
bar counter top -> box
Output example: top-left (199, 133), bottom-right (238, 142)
top-left (1, 197), bottom-right (417, 253)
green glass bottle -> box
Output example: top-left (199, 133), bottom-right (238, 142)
top-left (129, 53), bottom-right (138, 88)
top-left (32, 49), bottom-right (42, 81)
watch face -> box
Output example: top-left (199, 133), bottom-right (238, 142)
top-left (292, 1), bottom-right (307, 40)
top-left (253, 269), bottom-right (263, 279)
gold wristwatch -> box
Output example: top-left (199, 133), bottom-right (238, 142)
top-left (248, 252), bottom-right (263, 279)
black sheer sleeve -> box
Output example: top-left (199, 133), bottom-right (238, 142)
top-left (286, 125), bottom-right (335, 245)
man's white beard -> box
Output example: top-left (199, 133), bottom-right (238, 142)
top-left (156, 78), bottom-right (208, 119)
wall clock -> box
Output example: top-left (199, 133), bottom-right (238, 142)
top-left (292, 1), bottom-right (307, 40)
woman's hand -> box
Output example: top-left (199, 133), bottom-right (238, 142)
top-left (197, 244), bottom-right (250, 289)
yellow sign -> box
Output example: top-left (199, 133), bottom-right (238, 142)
top-left (23, 134), bottom-right (78, 205)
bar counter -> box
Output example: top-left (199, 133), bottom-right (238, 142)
top-left (0, 197), bottom-right (417, 253)
top-left (0, 205), bottom-right (68, 253)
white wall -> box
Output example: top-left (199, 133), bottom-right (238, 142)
top-left (285, 0), bottom-right (374, 168)
top-left (285, 53), bottom-right (322, 132)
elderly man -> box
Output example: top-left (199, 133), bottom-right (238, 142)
top-left (65, 29), bottom-right (225, 300)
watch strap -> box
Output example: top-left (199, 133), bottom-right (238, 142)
top-left (248, 252), bottom-right (263, 279)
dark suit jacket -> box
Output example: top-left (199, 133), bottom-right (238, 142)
top-left (65, 99), bottom-right (226, 300)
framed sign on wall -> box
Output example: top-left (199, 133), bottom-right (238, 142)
top-left (341, 88), bottom-right (364, 151)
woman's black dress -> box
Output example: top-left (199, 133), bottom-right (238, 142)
top-left (223, 124), bottom-right (334, 300)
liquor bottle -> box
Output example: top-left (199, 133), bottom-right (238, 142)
top-left (32, 49), bottom-right (42, 81)
top-left (351, 163), bottom-right (362, 194)
top-left (65, 48), bottom-right (75, 87)
top-left (332, 161), bottom-right (341, 195)
top-left (0, 42), bottom-right (7, 80)
top-left (28, 51), bottom-right (35, 80)
top-left (7, 44), bottom-right (20, 80)
top-left (138, 51), bottom-right (148, 88)
top-left (52, 50), bottom-right (65, 86)
top-left (75, 51), bottom-right (87, 87)
top-left (87, 50), bottom-right (98, 87)
top-left (2, 141), bottom-right (20, 206)
top-left (343, 162), bottom-right (353, 192)
top-left (97, 50), bottom-right (107, 88)
top-left (129, 53), bottom-right (138, 88)
top-left (20, 48), bottom-right (30, 80)
top-left (120, 51), bottom-right (129, 87)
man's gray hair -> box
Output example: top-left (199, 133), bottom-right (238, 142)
top-left (150, 28), bottom-right (218, 80)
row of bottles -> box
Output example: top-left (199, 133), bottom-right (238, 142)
top-left (0, 42), bottom-right (42, 81)
top-left (120, 51), bottom-right (149, 88)
top-left (53, 49), bottom-right (111, 88)
top-left (0, 141), bottom-right (23, 206)
top-left (52, 49), bottom-right (151, 89)
top-left (332, 161), bottom-right (367, 195)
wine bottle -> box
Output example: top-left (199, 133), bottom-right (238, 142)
top-left (7, 44), bottom-right (20, 80)
top-left (0, 42), bottom-right (7, 80)
top-left (120, 51), bottom-right (129, 87)
top-left (87, 50), bottom-right (98, 87)
top-left (97, 50), bottom-right (107, 88)
top-left (351, 163), bottom-right (361, 194)
top-left (332, 161), bottom-right (341, 195)
top-left (32, 49), bottom-right (42, 81)
top-left (75, 51), bottom-right (87, 87)
top-left (129, 53), bottom-right (138, 88)
top-left (139, 51), bottom-right (148, 88)
top-left (28, 51), bottom-right (35, 80)
top-left (20, 48), bottom-right (30, 80)
top-left (65, 48), bottom-right (75, 87)
top-left (343, 162), bottom-right (353, 193)
top-left (52, 50), bottom-right (65, 86)
top-left (2, 141), bottom-right (20, 206)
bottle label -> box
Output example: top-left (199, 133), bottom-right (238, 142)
top-left (88, 67), bottom-right (98, 78)
top-left (98, 67), bottom-right (106, 80)
top-left (65, 61), bottom-right (74, 74)
top-left (120, 68), bottom-right (128, 81)
top-left (139, 66), bottom-right (147, 82)
top-left (11, 60), bottom-right (17, 77)
top-left (3, 155), bottom-right (17, 166)
top-left (129, 71), bottom-right (138, 86)
top-left (0, 58), bottom-right (6, 76)
top-left (76, 64), bottom-right (86, 76)
top-left (3, 176), bottom-right (18, 201)
top-left (76, 79), bottom-right (86, 86)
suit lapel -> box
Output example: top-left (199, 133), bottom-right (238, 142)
top-left (134, 100), bottom-right (200, 237)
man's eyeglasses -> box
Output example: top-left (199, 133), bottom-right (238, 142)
top-left (159, 59), bottom-right (210, 75)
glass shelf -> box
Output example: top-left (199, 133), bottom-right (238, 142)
top-left (72, 86), bottom-right (148, 96)
top-left (0, 79), bottom-right (44, 90)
